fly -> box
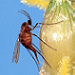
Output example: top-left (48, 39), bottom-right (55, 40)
top-left (12, 9), bottom-right (63, 71)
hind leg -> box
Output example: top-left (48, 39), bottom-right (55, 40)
top-left (28, 45), bottom-right (41, 70)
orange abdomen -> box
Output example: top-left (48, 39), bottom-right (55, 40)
top-left (20, 32), bottom-right (32, 48)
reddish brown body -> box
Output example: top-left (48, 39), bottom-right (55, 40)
top-left (20, 22), bottom-right (37, 56)
top-left (19, 22), bottom-right (32, 48)
top-left (19, 22), bottom-right (40, 69)
top-left (12, 10), bottom-right (41, 71)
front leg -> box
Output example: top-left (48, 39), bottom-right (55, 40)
top-left (32, 20), bottom-right (64, 30)
top-left (32, 23), bottom-right (41, 30)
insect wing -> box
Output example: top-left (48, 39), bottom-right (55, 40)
top-left (12, 37), bottom-right (20, 63)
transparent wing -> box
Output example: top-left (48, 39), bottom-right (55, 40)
top-left (12, 36), bottom-right (20, 63)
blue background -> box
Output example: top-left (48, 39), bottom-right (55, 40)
top-left (0, 0), bottom-right (45, 75)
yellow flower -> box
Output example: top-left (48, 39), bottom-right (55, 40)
top-left (21, 0), bottom-right (74, 11)
top-left (21, 0), bottom-right (50, 10)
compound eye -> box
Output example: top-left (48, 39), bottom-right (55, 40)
top-left (28, 20), bottom-right (32, 25)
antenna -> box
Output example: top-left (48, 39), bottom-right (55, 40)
top-left (18, 9), bottom-right (31, 20)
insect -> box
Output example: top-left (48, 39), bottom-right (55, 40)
top-left (12, 9), bottom-right (63, 71)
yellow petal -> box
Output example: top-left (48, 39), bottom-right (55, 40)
top-left (21, 0), bottom-right (50, 10)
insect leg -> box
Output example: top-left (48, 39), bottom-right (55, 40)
top-left (27, 49), bottom-right (40, 71)
top-left (28, 45), bottom-right (41, 70)
top-left (32, 20), bottom-right (63, 30)
top-left (35, 47), bottom-right (52, 68)
top-left (32, 34), bottom-right (57, 51)
top-left (32, 43), bottom-right (52, 68)
top-left (41, 20), bottom-right (64, 25)
top-left (32, 23), bottom-right (40, 30)
top-left (32, 43), bottom-right (41, 52)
